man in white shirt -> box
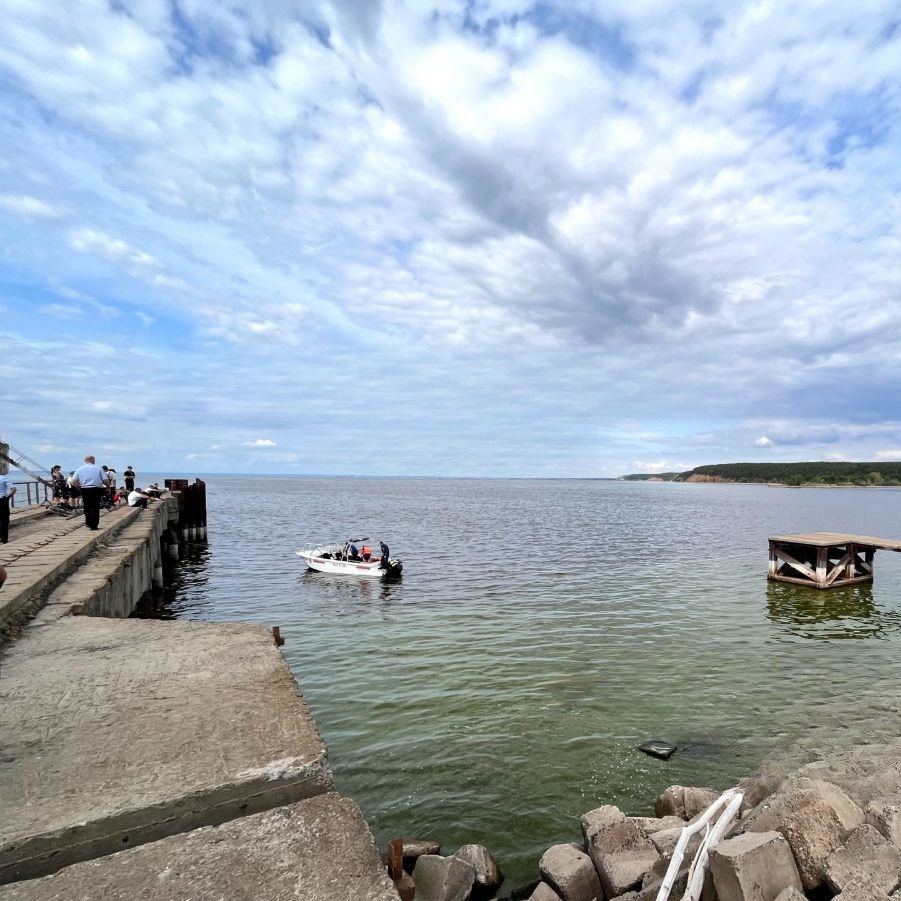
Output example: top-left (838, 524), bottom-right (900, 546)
top-left (71, 455), bottom-right (106, 531)
top-left (128, 488), bottom-right (151, 509)
top-left (0, 472), bottom-right (16, 543)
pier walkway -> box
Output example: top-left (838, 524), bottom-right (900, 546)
top-left (0, 491), bottom-right (397, 899)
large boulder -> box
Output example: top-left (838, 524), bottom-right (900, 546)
top-left (538, 843), bottom-right (602, 901)
top-left (581, 805), bottom-right (659, 898)
top-left (654, 786), bottom-right (720, 820)
top-left (832, 876), bottom-right (894, 899)
top-left (398, 838), bottom-right (442, 873)
top-left (774, 889), bottom-right (806, 901)
top-left (453, 844), bottom-right (503, 897)
top-left (648, 825), bottom-right (701, 858)
top-left (825, 824), bottom-right (901, 895)
top-left (629, 816), bottom-right (684, 836)
top-left (709, 831), bottom-right (803, 901)
top-left (743, 778), bottom-right (863, 889)
top-left (866, 799), bottom-right (901, 846)
top-left (413, 854), bottom-right (476, 901)
top-left (529, 883), bottom-right (563, 901)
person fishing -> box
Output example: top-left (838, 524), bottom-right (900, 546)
top-left (379, 541), bottom-right (390, 569)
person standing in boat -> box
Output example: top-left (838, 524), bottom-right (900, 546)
top-left (379, 542), bottom-right (390, 569)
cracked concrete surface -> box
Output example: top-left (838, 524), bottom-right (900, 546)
top-left (0, 795), bottom-right (398, 901)
top-left (0, 618), bottom-right (333, 883)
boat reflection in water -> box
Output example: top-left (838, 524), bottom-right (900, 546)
top-left (766, 581), bottom-right (901, 641)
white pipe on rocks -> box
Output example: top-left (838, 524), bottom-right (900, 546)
top-left (655, 788), bottom-right (744, 901)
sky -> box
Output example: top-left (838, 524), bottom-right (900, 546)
top-left (1, 0), bottom-right (900, 477)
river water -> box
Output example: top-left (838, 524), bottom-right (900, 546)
top-left (139, 477), bottom-right (901, 890)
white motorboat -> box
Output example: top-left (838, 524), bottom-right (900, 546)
top-left (296, 539), bottom-right (403, 579)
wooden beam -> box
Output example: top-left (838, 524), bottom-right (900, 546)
top-left (816, 546), bottom-right (827, 586)
top-left (775, 545), bottom-right (817, 581)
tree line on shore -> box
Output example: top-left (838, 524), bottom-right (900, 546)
top-left (622, 461), bottom-right (901, 486)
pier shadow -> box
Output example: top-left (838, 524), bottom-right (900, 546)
top-left (132, 542), bottom-right (214, 620)
top-left (765, 581), bottom-right (901, 641)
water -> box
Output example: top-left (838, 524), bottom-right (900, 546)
top-left (139, 478), bottom-right (901, 889)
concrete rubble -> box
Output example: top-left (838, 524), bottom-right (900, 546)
top-left (824, 823), bottom-right (901, 894)
top-left (538, 843), bottom-right (601, 901)
top-left (453, 845), bottom-right (503, 897)
top-left (413, 854), bottom-right (476, 901)
top-left (0, 795), bottom-right (397, 901)
top-left (709, 831), bottom-right (803, 900)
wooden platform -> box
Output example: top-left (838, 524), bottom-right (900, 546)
top-left (768, 532), bottom-right (901, 590)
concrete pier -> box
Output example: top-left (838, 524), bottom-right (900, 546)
top-left (0, 796), bottom-right (398, 901)
top-left (0, 618), bottom-right (332, 884)
top-left (0, 483), bottom-right (396, 898)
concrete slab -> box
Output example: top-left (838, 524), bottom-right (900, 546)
top-left (0, 795), bottom-right (398, 901)
top-left (0, 507), bottom-right (140, 635)
top-left (0, 618), bottom-right (332, 884)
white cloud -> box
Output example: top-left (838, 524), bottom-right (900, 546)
top-left (875, 450), bottom-right (901, 461)
top-left (754, 436), bottom-right (774, 447)
top-left (0, 194), bottom-right (62, 219)
top-left (247, 438), bottom-right (277, 448)
top-left (38, 303), bottom-right (83, 320)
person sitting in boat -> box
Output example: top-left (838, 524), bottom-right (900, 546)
top-left (348, 543), bottom-right (359, 560)
top-left (361, 545), bottom-right (372, 562)
top-left (379, 542), bottom-right (389, 569)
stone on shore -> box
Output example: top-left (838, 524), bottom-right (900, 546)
top-left (709, 831), bottom-right (803, 901)
top-left (774, 889), bottom-right (806, 901)
top-left (629, 816), bottom-right (684, 836)
top-left (866, 800), bottom-right (901, 846)
top-left (400, 838), bottom-right (442, 872)
top-left (529, 883), bottom-right (563, 901)
top-left (824, 823), bottom-right (901, 894)
top-left (654, 786), bottom-right (720, 820)
top-left (648, 825), bottom-right (701, 857)
top-left (743, 778), bottom-right (863, 889)
top-left (538, 844), bottom-right (601, 901)
top-left (832, 877), bottom-right (894, 900)
top-left (413, 854), bottom-right (476, 901)
top-left (581, 805), bottom-right (659, 898)
top-left (0, 795), bottom-right (396, 901)
top-left (453, 844), bottom-right (503, 897)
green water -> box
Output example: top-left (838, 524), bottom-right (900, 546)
top-left (152, 478), bottom-right (901, 890)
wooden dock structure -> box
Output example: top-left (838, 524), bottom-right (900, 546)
top-left (768, 532), bottom-right (901, 589)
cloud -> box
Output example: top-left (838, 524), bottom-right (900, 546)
top-left (0, 194), bottom-right (63, 219)
top-left (1, 2), bottom-right (901, 475)
top-left (875, 450), bottom-right (901, 461)
top-left (247, 438), bottom-right (277, 448)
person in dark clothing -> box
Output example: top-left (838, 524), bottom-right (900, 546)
top-left (0, 473), bottom-right (16, 544)
top-left (379, 541), bottom-right (390, 569)
top-left (124, 465), bottom-right (136, 492)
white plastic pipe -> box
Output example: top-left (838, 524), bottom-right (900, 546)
top-left (655, 788), bottom-right (744, 901)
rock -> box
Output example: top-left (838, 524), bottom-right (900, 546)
top-left (833, 876), bottom-right (894, 899)
top-left (710, 831), bottom-right (803, 900)
top-left (629, 816), bottom-right (684, 836)
top-left (399, 837), bottom-right (442, 873)
top-left (825, 824), bottom-right (901, 894)
top-left (582, 805), bottom-right (659, 898)
top-left (654, 785), bottom-right (721, 820)
top-left (638, 740), bottom-right (677, 760)
top-left (774, 889), bottom-right (806, 901)
top-left (529, 882), bottom-right (563, 901)
top-left (780, 777), bottom-right (866, 831)
top-left (867, 799), bottom-right (901, 845)
top-left (648, 825), bottom-right (701, 857)
top-left (393, 870), bottom-right (416, 901)
top-left (453, 844), bottom-right (503, 896)
top-left (413, 854), bottom-right (476, 901)
top-left (743, 779), bottom-right (862, 889)
top-left (737, 774), bottom-right (775, 814)
top-left (538, 843), bottom-right (602, 901)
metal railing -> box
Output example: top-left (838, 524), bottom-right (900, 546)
top-left (10, 480), bottom-right (52, 508)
